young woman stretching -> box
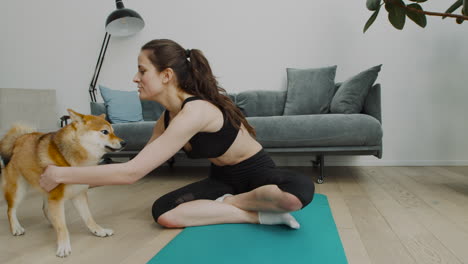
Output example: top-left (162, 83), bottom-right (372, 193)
top-left (40, 39), bottom-right (315, 229)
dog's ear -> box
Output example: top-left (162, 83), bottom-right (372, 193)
top-left (67, 109), bottom-right (84, 123)
top-left (99, 113), bottom-right (106, 120)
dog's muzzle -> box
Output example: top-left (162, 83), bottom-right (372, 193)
top-left (105, 141), bottom-right (126, 152)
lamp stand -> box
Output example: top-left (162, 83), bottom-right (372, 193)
top-left (89, 32), bottom-right (111, 102)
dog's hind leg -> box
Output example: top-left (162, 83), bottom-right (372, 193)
top-left (42, 195), bottom-right (51, 225)
top-left (4, 168), bottom-right (28, 236)
top-left (72, 191), bottom-right (114, 237)
top-left (47, 198), bottom-right (71, 257)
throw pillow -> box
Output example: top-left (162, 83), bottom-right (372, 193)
top-left (283, 65), bottom-right (337, 115)
top-left (99, 85), bottom-right (143, 123)
top-left (236, 90), bottom-right (287, 117)
top-left (330, 65), bottom-right (382, 114)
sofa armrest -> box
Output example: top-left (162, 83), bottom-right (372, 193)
top-left (363, 83), bottom-right (381, 123)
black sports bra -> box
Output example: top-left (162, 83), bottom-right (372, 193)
top-left (164, 97), bottom-right (240, 159)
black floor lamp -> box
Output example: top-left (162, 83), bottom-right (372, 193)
top-left (88, 0), bottom-right (145, 102)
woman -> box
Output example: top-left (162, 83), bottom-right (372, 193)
top-left (40, 39), bottom-right (315, 229)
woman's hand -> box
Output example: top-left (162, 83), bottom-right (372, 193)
top-left (40, 165), bottom-right (61, 192)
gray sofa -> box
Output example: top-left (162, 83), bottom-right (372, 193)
top-left (90, 82), bottom-right (383, 184)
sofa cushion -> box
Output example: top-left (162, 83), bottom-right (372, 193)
top-left (112, 121), bottom-right (156, 151)
top-left (330, 65), bottom-right (382, 114)
top-left (99, 85), bottom-right (144, 123)
top-left (90, 102), bottom-right (107, 118)
top-left (363, 83), bottom-right (381, 123)
top-left (236, 90), bottom-right (287, 117)
top-left (247, 114), bottom-right (382, 148)
top-left (141, 100), bottom-right (165, 121)
top-left (227, 94), bottom-right (236, 103)
top-left (283, 66), bottom-right (337, 115)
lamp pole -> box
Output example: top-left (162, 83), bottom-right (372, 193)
top-left (88, 0), bottom-right (144, 102)
top-left (89, 32), bottom-right (111, 102)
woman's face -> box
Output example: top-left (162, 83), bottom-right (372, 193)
top-left (133, 51), bottom-right (164, 100)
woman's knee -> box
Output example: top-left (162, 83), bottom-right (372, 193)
top-left (280, 175), bottom-right (315, 209)
top-left (296, 176), bottom-right (315, 208)
top-left (152, 200), bottom-right (182, 228)
top-left (156, 211), bottom-right (183, 228)
top-left (152, 195), bottom-right (175, 223)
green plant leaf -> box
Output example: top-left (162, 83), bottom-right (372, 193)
top-left (407, 3), bottom-right (427, 27)
top-left (366, 0), bottom-right (381, 11)
top-left (443, 0), bottom-right (463, 19)
top-left (386, 1), bottom-right (406, 30)
top-left (364, 6), bottom-right (381, 33)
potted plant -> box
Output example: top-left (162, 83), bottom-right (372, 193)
top-left (364, 0), bottom-right (468, 32)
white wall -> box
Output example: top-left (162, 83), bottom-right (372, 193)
top-left (1, 0), bottom-right (468, 166)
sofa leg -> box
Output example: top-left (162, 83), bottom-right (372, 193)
top-left (312, 157), bottom-right (319, 168)
top-left (167, 157), bottom-right (176, 168)
top-left (311, 155), bottom-right (325, 184)
top-left (318, 155), bottom-right (324, 184)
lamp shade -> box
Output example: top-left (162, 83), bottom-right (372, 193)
top-left (105, 0), bottom-right (144, 37)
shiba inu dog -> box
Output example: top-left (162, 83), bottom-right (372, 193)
top-left (0, 109), bottom-right (126, 257)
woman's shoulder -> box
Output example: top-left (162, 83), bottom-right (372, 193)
top-left (180, 99), bottom-right (224, 130)
top-left (177, 99), bottom-right (212, 120)
top-left (183, 98), bottom-right (221, 115)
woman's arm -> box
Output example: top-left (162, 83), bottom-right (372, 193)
top-left (40, 104), bottom-right (207, 191)
top-left (87, 114), bottom-right (166, 189)
top-left (87, 114), bottom-right (166, 188)
top-left (146, 112), bottom-right (166, 145)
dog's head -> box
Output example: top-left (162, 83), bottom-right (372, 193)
top-left (67, 109), bottom-right (126, 154)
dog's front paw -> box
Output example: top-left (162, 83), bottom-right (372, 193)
top-left (92, 228), bottom-right (114, 237)
top-left (11, 224), bottom-right (25, 236)
top-left (56, 242), bottom-right (72, 258)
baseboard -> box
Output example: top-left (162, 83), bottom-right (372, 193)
top-left (151, 155), bottom-right (468, 167)
top-left (350, 160), bottom-right (468, 166)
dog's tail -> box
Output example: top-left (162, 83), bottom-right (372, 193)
top-left (0, 124), bottom-right (36, 160)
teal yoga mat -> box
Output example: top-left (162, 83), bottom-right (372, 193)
top-left (148, 194), bottom-right (347, 264)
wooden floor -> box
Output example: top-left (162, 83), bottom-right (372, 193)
top-left (1, 166), bottom-right (468, 264)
